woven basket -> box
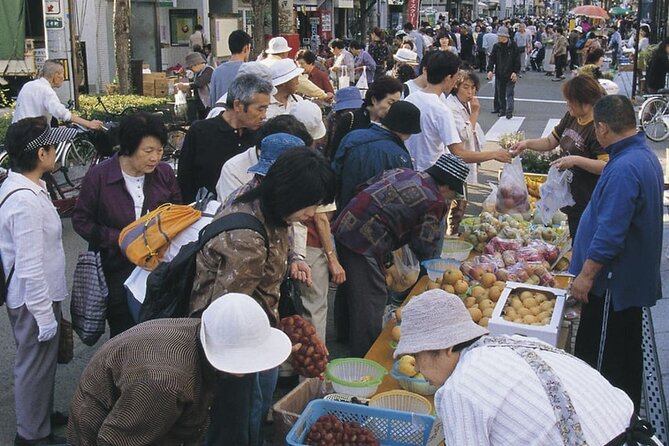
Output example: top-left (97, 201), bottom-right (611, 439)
top-left (369, 390), bottom-right (432, 414)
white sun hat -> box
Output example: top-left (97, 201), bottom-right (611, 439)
top-left (289, 100), bottom-right (327, 140)
top-left (393, 48), bottom-right (419, 65)
top-left (265, 36), bottom-right (292, 54)
top-left (394, 289), bottom-right (488, 358)
top-left (271, 59), bottom-right (304, 86)
top-left (200, 293), bottom-right (292, 374)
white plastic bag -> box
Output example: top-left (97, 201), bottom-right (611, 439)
top-left (496, 157), bottom-right (530, 213)
top-left (535, 166), bottom-right (575, 225)
top-left (385, 245), bottom-right (420, 292)
top-left (482, 183), bottom-right (498, 213)
top-left (355, 66), bottom-right (368, 97)
top-left (338, 65), bottom-right (350, 90)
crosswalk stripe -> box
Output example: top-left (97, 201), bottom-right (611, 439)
top-left (484, 116), bottom-right (525, 142)
top-left (541, 119), bottom-right (562, 138)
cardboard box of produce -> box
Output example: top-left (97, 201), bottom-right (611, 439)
top-left (154, 78), bottom-right (169, 97)
top-left (488, 281), bottom-right (567, 346)
top-left (142, 80), bottom-right (155, 97)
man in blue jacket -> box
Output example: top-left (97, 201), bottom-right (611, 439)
top-left (569, 95), bottom-right (664, 413)
top-left (332, 100), bottom-right (420, 208)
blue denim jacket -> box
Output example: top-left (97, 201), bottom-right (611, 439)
top-left (569, 132), bottom-right (664, 310)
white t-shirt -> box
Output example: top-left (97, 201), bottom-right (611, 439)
top-left (121, 171), bottom-right (145, 219)
top-left (404, 90), bottom-right (461, 171)
top-left (266, 93), bottom-right (304, 120)
top-left (444, 94), bottom-right (483, 184)
top-left (215, 146), bottom-right (258, 201)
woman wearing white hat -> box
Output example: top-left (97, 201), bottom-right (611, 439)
top-left (395, 289), bottom-right (658, 446)
top-left (67, 293), bottom-right (293, 446)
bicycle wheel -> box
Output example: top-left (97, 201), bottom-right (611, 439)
top-left (639, 97), bottom-right (669, 142)
top-left (62, 138), bottom-right (97, 187)
top-left (164, 127), bottom-right (187, 170)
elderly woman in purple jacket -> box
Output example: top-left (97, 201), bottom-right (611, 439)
top-left (73, 112), bottom-right (182, 337)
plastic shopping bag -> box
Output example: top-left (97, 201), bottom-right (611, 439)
top-left (385, 245), bottom-right (420, 292)
top-left (355, 66), bottom-right (368, 97)
top-left (482, 183), bottom-right (498, 213)
top-left (535, 166), bottom-right (575, 225)
top-left (496, 157), bottom-right (530, 213)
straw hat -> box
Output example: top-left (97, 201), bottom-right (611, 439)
top-left (270, 59), bottom-right (304, 86)
top-left (200, 293), bottom-right (292, 374)
top-left (393, 48), bottom-right (419, 65)
top-left (394, 289), bottom-right (488, 358)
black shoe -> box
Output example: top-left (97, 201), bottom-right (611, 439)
top-left (14, 434), bottom-right (67, 446)
top-left (491, 109), bottom-right (500, 114)
top-left (506, 112), bottom-right (513, 119)
top-left (552, 78), bottom-right (562, 82)
top-left (50, 411), bottom-right (68, 427)
top-left (498, 111), bottom-right (505, 117)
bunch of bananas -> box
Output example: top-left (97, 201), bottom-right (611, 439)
top-left (525, 177), bottom-right (544, 198)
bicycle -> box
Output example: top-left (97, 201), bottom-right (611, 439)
top-left (638, 90), bottom-right (669, 142)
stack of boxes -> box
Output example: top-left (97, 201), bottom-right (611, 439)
top-left (142, 72), bottom-right (175, 97)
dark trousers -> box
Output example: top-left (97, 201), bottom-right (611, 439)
top-left (103, 264), bottom-right (136, 338)
top-left (494, 76), bottom-right (516, 114)
top-left (555, 54), bottom-right (568, 78)
top-left (569, 47), bottom-right (579, 69)
top-left (477, 51), bottom-right (487, 72)
top-left (334, 243), bottom-right (387, 357)
top-left (574, 293), bottom-right (643, 413)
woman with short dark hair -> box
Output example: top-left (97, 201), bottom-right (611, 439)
top-left (72, 112), bottom-right (181, 337)
top-left (326, 75), bottom-right (403, 159)
top-left (511, 75), bottom-right (607, 238)
top-left (0, 116), bottom-right (78, 444)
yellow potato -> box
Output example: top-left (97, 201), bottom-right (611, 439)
top-left (511, 300), bottom-right (524, 311)
top-left (520, 291), bottom-right (534, 301)
top-left (482, 307), bottom-right (494, 318)
top-left (479, 299), bottom-right (495, 311)
top-left (533, 293), bottom-right (548, 304)
top-left (518, 307), bottom-right (531, 317)
top-left (464, 296), bottom-right (477, 308)
top-left (523, 315), bottom-right (537, 324)
top-left (470, 286), bottom-right (486, 298)
top-left (488, 286), bottom-right (502, 302)
top-left (530, 306), bottom-right (543, 316)
top-left (540, 300), bottom-right (555, 311)
top-left (523, 297), bottom-right (538, 309)
top-left (468, 308), bottom-right (483, 323)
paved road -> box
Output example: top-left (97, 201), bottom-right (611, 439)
top-left (0, 70), bottom-right (667, 443)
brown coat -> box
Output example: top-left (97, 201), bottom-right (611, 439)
top-left (189, 197), bottom-right (288, 325)
top-left (67, 319), bottom-right (217, 446)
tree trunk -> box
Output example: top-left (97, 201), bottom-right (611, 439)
top-left (113, 0), bottom-right (131, 94)
top-left (250, 0), bottom-right (267, 60)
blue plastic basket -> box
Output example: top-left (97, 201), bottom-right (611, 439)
top-left (286, 399), bottom-right (435, 446)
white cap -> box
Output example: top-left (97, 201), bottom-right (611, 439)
top-left (394, 289), bottom-right (488, 358)
top-left (271, 59), bottom-right (304, 86)
top-left (200, 293), bottom-right (292, 374)
top-left (289, 100), bottom-right (326, 140)
top-left (265, 36), bottom-right (292, 54)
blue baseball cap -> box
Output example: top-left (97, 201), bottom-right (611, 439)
top-left (247, 133), bottom-right (305, 176)
top-left (332, 86), bottom-right (363, 112)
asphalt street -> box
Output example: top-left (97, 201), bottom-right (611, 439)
top-left (0, 69), bottom-right (667, 443)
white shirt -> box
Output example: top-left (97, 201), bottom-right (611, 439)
top-left (122, 171), bottom-right (145, 219)
top-left (12, 77), bottom-right (72, 124)
top-left (0, 172), bottom-right (67, 327)
top-left (215, 146), bottom-right (258, 201)
top-left (266, 93), bottom-right (304, 120)
top-left (404, 90), bottom-right (461, 171)
top-left (403, 79), bottom-right (421, 99)
top-left (125, 200), bottom-right (221, 303)
top-left (435, 335), bottom-right (634, 446)
top-left (444, 94), bottom-right (483, 184)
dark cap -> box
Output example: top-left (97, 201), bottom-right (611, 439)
top-left (425, 153), bottom-right (470, 195)
top-left (381, 101), bottom-right (421, 135)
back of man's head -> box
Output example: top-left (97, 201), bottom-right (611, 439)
top-left (425, 51), bottom-right (460, 85)
top-left (404, 22), bottom-right (414, 31)
top-left (229, 30), bottom-right (252, 55)
top-left (593, 95), bottom-right (637, 134)
top-left (41, 59), bottom-right (63, 80)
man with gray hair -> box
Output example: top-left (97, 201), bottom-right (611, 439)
top-left (177, 73), bottom-right (272, 201)
top-left (570, 95), bottom-right (664, 413)
top-left (12, 59), bottom-right (103, 130)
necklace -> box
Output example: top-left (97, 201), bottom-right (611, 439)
top-left (577, 115), bottom-right (593, 125)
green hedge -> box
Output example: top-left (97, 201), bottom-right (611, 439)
top-left (78, 94), bottom-right (170, 121)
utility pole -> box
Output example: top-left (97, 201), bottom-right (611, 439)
top-left (67, 0), bottom-right (79, 107)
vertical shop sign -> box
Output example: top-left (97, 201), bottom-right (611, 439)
top-left (407, 0), bottom-right (419, 27)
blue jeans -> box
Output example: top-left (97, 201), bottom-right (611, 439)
top-left (205, 367), bottom-right (278, 446)
top-left (494, 77), bottom-right (516, 114)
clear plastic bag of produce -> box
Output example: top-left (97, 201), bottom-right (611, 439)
top-left (385, 245), bottom-right (420, 292)
top-left (484, 236), bottom-right (523, 254)
top-left (482, 183), bottom-right (498, 214)
top-left (496, 157), bottom-right (530, 213)
top-left (535, 166), bottom-right (575, 225)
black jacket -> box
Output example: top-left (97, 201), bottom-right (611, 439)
top-left (487, 41), bottom-right (521, 78)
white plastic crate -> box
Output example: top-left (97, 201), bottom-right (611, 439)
top-left (488, 281), bottom-right (567, 346)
